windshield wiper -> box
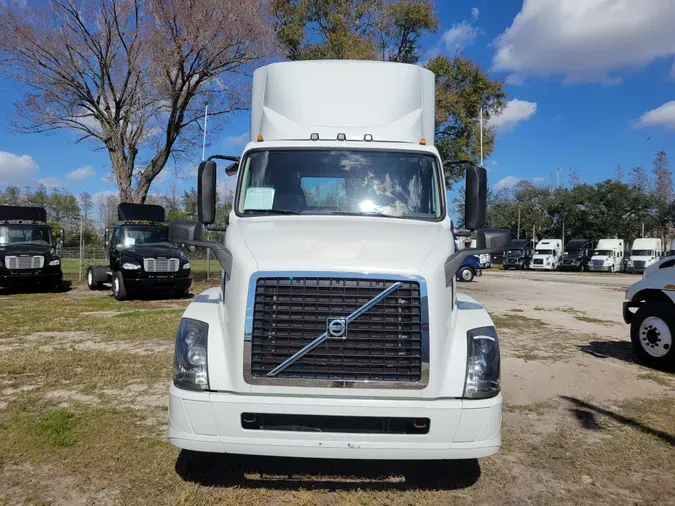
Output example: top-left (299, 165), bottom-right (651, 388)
top-left (329, 211), bottom-right (402, 219)
top-left (243, 209), bottom-right (300, 215)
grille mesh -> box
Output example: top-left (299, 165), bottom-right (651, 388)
top-left (250, 277), bottom-right (424, 382)
top-left (5, 255), bottom-right (44, 269)
top-left (143, 258), bottom-right (179, 272)
top-left (633, 261), bottom-right (646, 269)
top-left (591, 259), bottom-right (604, 266)
top-left (533, 259), bottom-right (544, 265)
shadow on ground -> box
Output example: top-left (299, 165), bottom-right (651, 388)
top-left (562, 396), bottom-right (675, 447)
top-left (578, 340), bottom-right (636, 364)
top-left (175, 451), bottom-right (481, 491)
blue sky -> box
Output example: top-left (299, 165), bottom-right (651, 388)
top-left (1, 0), bottom-right (674, 212)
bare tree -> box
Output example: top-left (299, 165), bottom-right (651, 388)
top-left (629, 165), bottom-right (650, 192)
top-left (568, 168), bottom-right (580, 188)
top-left (0, 0), bottom-right (274, 203)
top-left (652, 150), bottom-right (673, 203)
top-left (614, 164), bottom-right (624, 182)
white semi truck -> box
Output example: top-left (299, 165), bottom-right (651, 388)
top-left (623, 256), bottom-right (675, 368)
top-left (166, 61), bottom-right (510, 464)
top-left (627, 238), bottom-right (662, 274)
top-left (530, 239), bottom-right (563, 271)
top-left (588, 239), bottom-right (625, 273)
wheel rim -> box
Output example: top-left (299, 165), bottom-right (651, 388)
top-left (639, 316), bottom-right (672, 358)
top-left (88, 271), bottom-right (93, 286)
top-left (113, 277), bottom-right (119, 295)
top-left (461, 269), bottom-right (472, 281)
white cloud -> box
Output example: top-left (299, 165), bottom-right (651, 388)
top-left (38, 177), bottom-right (61, 188)
top-left (494, 176), bottom-right (522, 191)
top-left (487, 99), bottom-right (537, 132)
top-left (532, 176), bottom-right (545, 184)
top-left (471, 7), bottom-right (480, 20)
top-left (66, 165), bottom-right (95, 180)
top-left (492, 0), bottom-right (675, 83)
top-left (222, 132), bottom-right (248, 150)
top-left (92, 190), bottom-right (117, 205)
top-left (442, 22), bottom-right (478, 53)
top-left (636, 101), bottom-right (675, 129)
top-left (0, 151), bottom-right (39, 186)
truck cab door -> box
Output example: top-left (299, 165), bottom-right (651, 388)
top-left (110, 228), bottom-right (121, 269)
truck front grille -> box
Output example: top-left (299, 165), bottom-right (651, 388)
top-left (143, 258), bottom-right (179, 273)
top-left (250, 277), bottom-right (424, 382)
top-left (533, 258), bottom-right (544, 265)
top-left (633, 261), bottom-right (646, 270)
top-left (591, 259), bottom-right (604, 266)
top-left (5, 255), bottom-right (44, 270)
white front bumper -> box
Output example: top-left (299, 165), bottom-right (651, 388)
top-left (168, 384), bottom-right (502, 460)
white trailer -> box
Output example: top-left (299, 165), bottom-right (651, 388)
top-left (589, 239), bottom-right (625, 272)
top-left (628, 238), bottom-right (663, 274)
top-left (530, 239), bottom-right (563, 270)
top-left (166, 61), bottom-right (510, 465)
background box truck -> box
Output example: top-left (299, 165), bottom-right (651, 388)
top-left (589, 239), bottom-right (625, 272)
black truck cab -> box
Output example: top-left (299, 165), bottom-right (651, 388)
top-left (559, 239), bottom-right (594, 271)
top-left (0, 206), bottom-right (63, 291)
top-left (86, 204), bottom-right (192, 300)
top-left (503, 239), bottom-right (533, 270)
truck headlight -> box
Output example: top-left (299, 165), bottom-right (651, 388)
top-left (122, 262), bottom-right (141, 270)
top-left (174, 318), bottom-right (209, 390)
top-left (49, 259), bottom-right (61, 266)
top-left (463, 326), bottom-right (500, 399)
top-left (182, 262), bottom-right (191, 270)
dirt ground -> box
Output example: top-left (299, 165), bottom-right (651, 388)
top-left (1, 271), bottom-right (674, 505)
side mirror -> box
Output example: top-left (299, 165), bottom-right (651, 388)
top-left (115, 244), bottom-right (124, 251)
top-left (169, 221), bottom-right (205, 243)
top-left (465, 164), bottom-right (487, 230)
top-left (225, 162), bottom-right (239, 177)
top-left (197, 161), bottom-right (217, 225)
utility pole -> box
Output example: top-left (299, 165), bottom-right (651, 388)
top-left (556, 167), bottom-right (562, 188)
top-left (517, 206), bottom-right (521, 239)
top-left (642, 222), bottom-right (645, 238)
top-left (479, 107), bottom-right (484, 167)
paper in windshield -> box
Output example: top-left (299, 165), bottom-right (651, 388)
top-left (244, 187), bottom-right (275, 210)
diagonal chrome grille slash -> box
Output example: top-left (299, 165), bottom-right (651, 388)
top-left (266, 281), bottom-right (403, 377)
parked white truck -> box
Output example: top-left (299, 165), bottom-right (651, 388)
top-left (623, 256), bottom-right (675, 368)
top-left (627, 238), bottom-right (662, 274)
top-left (471, 239), bottom-right (492, 268)
top-left (588, 239), bottom-right (625, 273)
top-left (166, 61), bottom-right (510, 464)
top-left (530, 239), bottom-right (562, 270)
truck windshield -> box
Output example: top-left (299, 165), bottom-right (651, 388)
top-left (594, 250), bottom-right (612, 256)
top-left (506, 249), bottom-right (523, 255)
top-left (632, 250), bottom-right (654, 256)
top-left (236, 149), bottom-right (443, 220)
top-left (121, 226), bottom-right (173, 248)
top-left (563, 249), bottom-right (582, 257)
top-left (535, 249), bottom-right (554, 255)
top-left (0, 225), bottom-right (52, 246)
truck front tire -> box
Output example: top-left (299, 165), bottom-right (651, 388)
top-left (458, 267), bottom-right (475, 282)
top-left (630, 303), bottom-right (675, 369)
top-left (112, 271), bottom-right (127, 301)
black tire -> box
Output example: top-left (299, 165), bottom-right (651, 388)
top-left (50, 279), bottom-right (63, 293)
top-left (87, 266), bottom-right (106, 290)
top-left (458, 266), bottom-right (475, 282)
top-left (112, 271), bottom-right (127, 301)
top-left (609, 265), bottom-right (615, 273)
top-left (630, 303), bottom-right (675, 369)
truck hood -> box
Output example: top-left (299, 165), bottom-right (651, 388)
top-left (235, 217), bottom-right (444, 274)
top-left (122, 246), bottom-right (184, 260)
top-left (0, 244), bottom-right (54, 258)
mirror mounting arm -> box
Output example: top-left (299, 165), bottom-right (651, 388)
top-left (207, 154), bottom-right (240, 163)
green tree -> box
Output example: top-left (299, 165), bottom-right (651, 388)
top-left (426, 55), bottom-right (507, 186)
top-left (379, 0), bottom-right (438, 62)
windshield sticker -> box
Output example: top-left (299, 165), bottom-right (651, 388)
top-left (124, 237), bottom-right (136, 247)
top-left (244, 187), bottom-right (275, 210)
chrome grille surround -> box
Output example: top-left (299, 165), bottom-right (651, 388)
top-left (5, 255), bottom-right (44, 270)
top-left (243, 272), bottom-right (430, 389)
top-left (143, 257), bottom-right (179, 273)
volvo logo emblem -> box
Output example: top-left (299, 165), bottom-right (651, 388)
top-left (327, 318), bottom-right (347, 339)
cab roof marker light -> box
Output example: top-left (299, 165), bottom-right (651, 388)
top-left (257, 135), bottom-right (264, 142)
top-left (337, 133), bottom-right (346, 141)
top-left (419, 138), bottom-right (427, 145)
top-left (310, 133), bottom-right (319, 141)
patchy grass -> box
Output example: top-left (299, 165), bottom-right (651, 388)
top-left (33, 409), bottom-right (79, 448)
top-left (507, 308), bottom-right (524, 313)
top-left (492, 313), bottom-right (548, 332)
top-left (574, 315), bottom-right (617, 326)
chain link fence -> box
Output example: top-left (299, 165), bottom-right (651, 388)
top-left (58, 245), bottom-right (220, 282)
